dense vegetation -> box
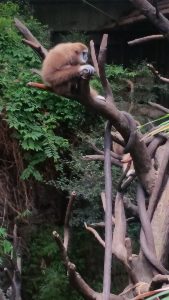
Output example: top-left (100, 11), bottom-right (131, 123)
top-left (1, 2), bottom-right (169, 299)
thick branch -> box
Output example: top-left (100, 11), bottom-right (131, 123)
top-left (103, 121), bottom-right (113, 300)
top-left (148, 140), bottom-right (169, 219)
top-left (14, 18), bottom-right (47, 59)
top-left (129, 0), bottom-right (169, 41)
top-left (136, 184), bottom-right (169, 275)
top-left (112, 193), bottom-right (128, 268)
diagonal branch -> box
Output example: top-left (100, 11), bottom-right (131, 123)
top-left (53, 231), bottom-right (124, 300)
top-left (14, 18), bottom-right (47, 59)
top-left (129, 0), bottom-right (169, 41)
top-left (147, 63), bottom-right (169, 84)
top-left (136, 184), bottom-right (169, 275)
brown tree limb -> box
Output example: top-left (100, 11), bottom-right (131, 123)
top-left (112, 193), bottom-right (128, 268)
top-left (84, 223), bottom-right (105, 248)
top-left (123, 197), bottom-right (138, 217)
top-left (101, 192), bottom-right (115, 224)
top-left (148, 140), bottom-right (169, 219)
top-left (147, 135), bottom-right (165, 158)
top-left (53, 231), bottom-right (124, 300)
top-left (87, 141), bottom-right (122, 160)
top-left (136, 184), bottom-right (169, 275)
top-left (14, 18), bottom-right (47, 59)
top-left (103, 120), bottom-right (113, 300)
top-left (148, 101), bottom-right (169, 114)
top-left (147, 63), bottom-right (169, 84)
top-left (117, 8), bottom-right (169, 28)
top-left (132, 286), bottom-right (169, 300)
top-left (82, 154), bottom-right (122, 167)
top-left (64, 191), bottom-right (76, 251)
top-left (149, 274), bottom-right (169, 290)
top-left (128, 34), bottom-right (164, 46)
top-left (104, 1), bottom-right (169, 30)
top-left (129, 0), bottom-right (169, 41)
top-left (98, 34), bottom-right (113, 100)
top-left (151, 178), bottom-right (169, 265)
top-left (90, 40), bottom-right (100, 77)
top-left (27, 82), bottom-right (52, 91)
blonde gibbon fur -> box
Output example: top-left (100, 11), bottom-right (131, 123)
top-left (41, 42), bottom-right (104, 99)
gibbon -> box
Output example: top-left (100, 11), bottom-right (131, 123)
top-left (41, 42), bottom-right (104, 99)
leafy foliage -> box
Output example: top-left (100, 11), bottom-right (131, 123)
top-left (0, 2), bottom-right (98, 181)
top-left (22, 226), bottom-right (83, 300)
top-left (0, 227), bottom-right (13, 264)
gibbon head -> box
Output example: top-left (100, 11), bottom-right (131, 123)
top-left (70, 42), bottom-right (88, 65)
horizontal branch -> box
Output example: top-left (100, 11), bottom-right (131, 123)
top-left (82, 155), bottom-right (122, 167)
top-left (128, 34), bottom-right (164, 46)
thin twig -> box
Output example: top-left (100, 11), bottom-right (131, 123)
top-left (84, 223), bottom-right (105, 248)
top-left (64, 191), bottom-right (76, 251)
top-left (147, 63), bottom-right (169, 84)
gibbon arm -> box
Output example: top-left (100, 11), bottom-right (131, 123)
top-left (44, 64), bottom-right (95, 86)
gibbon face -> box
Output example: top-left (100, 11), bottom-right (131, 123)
top-left (65, 42), bottom-right (89, 65)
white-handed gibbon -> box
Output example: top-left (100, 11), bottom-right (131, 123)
top-left (41, 42), bottom-right (104, 99)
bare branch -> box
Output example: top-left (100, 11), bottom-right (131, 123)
top-left (148, 101), bottom-right (169, 114)
top-left (148, 140), bottom-right (169, 219)
top-left (64, 191), bottom-right (76, 251)
top-left (103, 121), bottom-right (113, 300)
top-left (123, 197), bottom-right (138, 217)
top-left (90, 40), bottom-right (100, 77)
top-left (82, 154), bottom-right (122, 167)
top-left (84, 223), bottom-right (105, 248)
top-left (112, 193), bottom-right (128, 268)
top-left (87, 141), bottom-right (122, 160)
top-left (147, 63), bottom-right (169, 84)
top-left (53, 231), bottom-right (96, 300)
top-left (98, 34), bottom-right (113, 100)
top-left (53, 231), bottom-right (124, 300)
top-left (27, 82), bottom-right (52, 91)
top-left (136, 184), bottom-right (169, 274)
top-left (128, 34), bottom-right (164, 46)
top-left (14, 18), bottom-right (47, 59)
top-left (129, 0), bottom-right (169, 41)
